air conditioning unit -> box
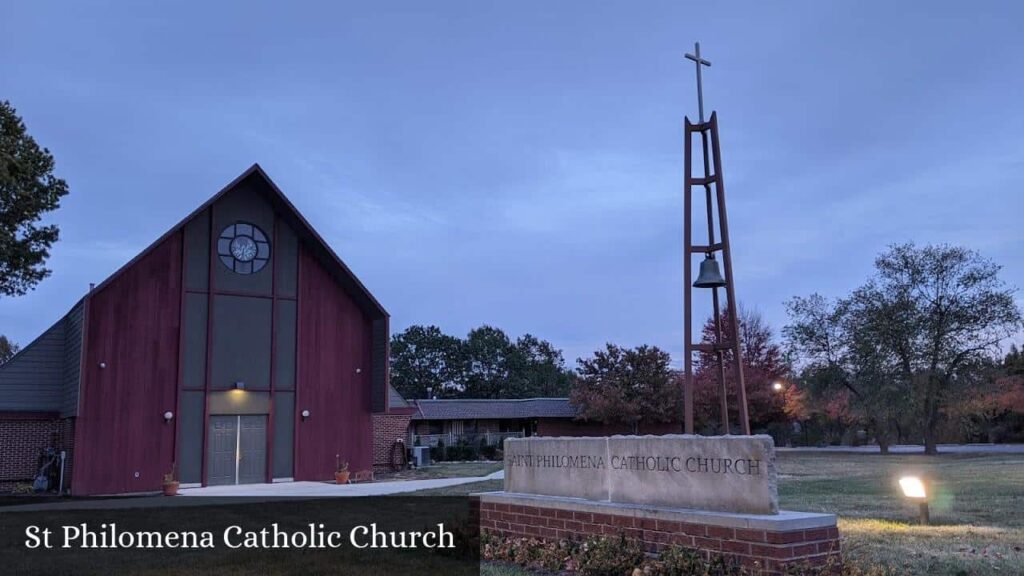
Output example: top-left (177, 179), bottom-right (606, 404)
top-left (411, 445), bottom-right (431, 468)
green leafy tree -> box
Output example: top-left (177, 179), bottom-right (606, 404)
top-left (390, 324), bottom-right (575, 400)
top-left (463, 325), bottom-right (515, 398)
top-left (786, 244), bottom-right (1022, 454)
top-left (0, 335), bottom-right (19, 364)
top-left (787, 293), bottom-right (914, 452)
top-left (389, 325), bottom-right (464, 400)
top-left (1, 101), bottom-right (69, 296)
top-left (509, 334), bottom-right (574, 397)
top-left (570, 344), bottom-right (680, 434)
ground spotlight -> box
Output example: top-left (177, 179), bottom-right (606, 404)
top-left (899, 476), bottom-right (930, 524)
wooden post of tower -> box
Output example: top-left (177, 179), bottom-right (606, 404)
top-left (683, 42), bottom-right (750, 436)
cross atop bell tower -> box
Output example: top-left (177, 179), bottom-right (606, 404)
top-left (682, 42), bottom-right (750, 436)
top-left (684, 42), bottom-right (712, 122)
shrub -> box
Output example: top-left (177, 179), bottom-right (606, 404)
top-left (431, 438), bottom-right (447, 462)
top-left (575, 534), bottom-right (645, 576)
top-left (480, 442), bottom-right (498, 460)
top-left (481, 534), bottom-right (577, 573)
top-left (646, 545), bottom-right (720, 576)
top-left (447, 438), bottom-right (479, 461)
top-left (480, 533), bottom-right (888, 576)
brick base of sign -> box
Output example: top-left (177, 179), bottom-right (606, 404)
top-left (474, 492), bottom-right (841, 575)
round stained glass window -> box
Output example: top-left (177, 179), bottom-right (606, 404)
top-left (217, 222), bottom-right (270, 274)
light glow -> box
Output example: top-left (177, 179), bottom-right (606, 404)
top-left (899, 476), bottom-right (927, 499)
top-left (772, 382), bottom-right (784, 392)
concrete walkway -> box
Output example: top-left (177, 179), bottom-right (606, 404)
top-left (178, 469), bottom-right (503, 497)
top-left (0, 470), bottom-right (504, 512)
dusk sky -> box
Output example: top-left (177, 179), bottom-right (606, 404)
top-left (2, 1), bottom-right (1022, 366)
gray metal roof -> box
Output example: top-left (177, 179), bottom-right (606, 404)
top-left (411, 398), bottom-right (577, 420)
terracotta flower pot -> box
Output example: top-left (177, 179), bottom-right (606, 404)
top-left (162, 481), bottom-right (179, 496)
top-left (335, 471), bottom-right (350, 484)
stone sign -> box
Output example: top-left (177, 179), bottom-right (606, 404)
top-left (504, 435), bottom-right (778, 514)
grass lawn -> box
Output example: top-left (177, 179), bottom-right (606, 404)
top-left (377, 461), bottom-right (503, 482)
top-left (481, 562), bottom-right (533, 576)
top-left (417, 452), bottom-right (1024, 575)
top-left (776, 452), bottom-right (1024, 575)
top-left (413, 479), bottom-right (504, 496)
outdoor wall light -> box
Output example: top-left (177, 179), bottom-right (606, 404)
top-left (163, 411), bottom-right (174, 423)
top-left (899, 476), bottom-right (930, 524)
top-left (98, 362), bottom-right (107, 369)
top-left (355, 368), bottom-right (362, 374)
top-left (233, 381), bottom-right (245, 390)
top-left (301, 409), bottom-right (311, 421)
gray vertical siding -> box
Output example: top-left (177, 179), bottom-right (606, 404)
top-left (184, 208), bottom-right (210, 291)
top-left (274, 220), bottom-right (298, 298)
top-left (210, 295), bottom-right (272, 390)
top-left (272, 391), bottom-right (294, 478)
top-left (0, 318), bottom-right (66, 412)
top-left (274, 300), bottom-right (296, 390)
top-left (181, 293), bottom-right (208, 390)
top-left (178, 390), bottom-right (205, 484)
top-left (60, 301), bottom-right (85, 417)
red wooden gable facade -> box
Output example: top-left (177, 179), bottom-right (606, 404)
top-left (51, 165), bottom-right (390, 495)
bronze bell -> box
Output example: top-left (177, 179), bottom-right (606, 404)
top-left (693, 254), bottom-right (727, 288)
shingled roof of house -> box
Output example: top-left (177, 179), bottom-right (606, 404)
top-left (411, 398), bottom-right (577, 420)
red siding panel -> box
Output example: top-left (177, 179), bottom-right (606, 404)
top-left (295, 247), bottom-right (373, 480)
top-left (72, 233), bottom-right (182, 495)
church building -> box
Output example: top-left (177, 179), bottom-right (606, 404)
top-left (0, 165), bottom-right (395, 495)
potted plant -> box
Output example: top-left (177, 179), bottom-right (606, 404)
top-left (334, 455), bottom-right (350, 484)
top-left (162, 464), bottom-right (179, 496)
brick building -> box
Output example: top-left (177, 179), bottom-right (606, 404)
top-left (372, 386), bottom-right (417, 472)
top-left (407, 398), bottom-right (680, 446)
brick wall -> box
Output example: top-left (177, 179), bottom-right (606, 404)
top-left (477, 500), bottom-right (841, 575)
top-left (0, 416), bottom-right (74, 492)
top-left (372, 414), bottom-right (411, 472)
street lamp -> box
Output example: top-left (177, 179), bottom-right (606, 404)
top-left (899, 476), bottom-right (930, 524)
top-left (772, 381), bottom-right (784, 392)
